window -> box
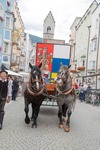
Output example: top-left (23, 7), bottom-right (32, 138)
top-left (92, 61), bottom-right (95, 69)
top-left (96, 19), bottom-right (98, 29)
top-left (5, 17), bottom-right (10, 28)
top-left (4, 30), bottom-right (11, 40)
top-left (89, 61), bottom-right (96, 70)
top-left (4, 42), bottom-right (9, 53)
top-left (90, 39), bottom-right (97, 51)
top-left (12, 54), bottom-right (16, 61)
top-left (47, 26), bottom-right (51, 33)
top-left (16, 56), bottom-right (19, 64)
top-left (83, 60), bottom-right (85, 66)
top-left (75, 64), bottom-right (77, 69)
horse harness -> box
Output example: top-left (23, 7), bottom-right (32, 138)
top-left (26, 75), bottom-right (45, 96)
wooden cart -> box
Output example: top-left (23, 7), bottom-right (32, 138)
top-left (42, 83), bottom-right (57, 106)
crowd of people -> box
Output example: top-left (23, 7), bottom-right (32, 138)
top-left (0, 70), bottom-right (23, 130)
top-left (73, 82), bottom-right (92, 102)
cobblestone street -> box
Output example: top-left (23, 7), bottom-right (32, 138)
top-left (0, 97), bottom-right (100, 150)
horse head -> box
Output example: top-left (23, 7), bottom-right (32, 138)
top-left (29, 62), bottom-right (43, 92)
top-left (56, 63), bottom-right (71, 87)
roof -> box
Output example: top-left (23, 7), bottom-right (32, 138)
top-left (44, 11), bottom-right (55, 23)
top-left (29, 34), bottom-right (43, 43)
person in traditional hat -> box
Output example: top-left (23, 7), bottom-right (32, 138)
top-left (0, 70), bottom-right (10, 130)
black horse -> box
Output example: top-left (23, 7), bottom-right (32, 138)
top-left (24, 63), bottom-right (47, 128)
top-left (55, 64), bottom-right (76, 132)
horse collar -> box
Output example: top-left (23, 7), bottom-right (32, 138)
top-left (56, 84), bottom-right (74, 95)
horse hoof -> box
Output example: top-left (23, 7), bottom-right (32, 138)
top-left (32, 124), bottom-right (37, 128)
top-left (64, 126), bottom-right (70, 132)
top-left (25, 117), bottom-right (30, 124)
top-left (63, 117), bottom-right (67, 122)
top-left (59, 124), bottom-right (64, 128)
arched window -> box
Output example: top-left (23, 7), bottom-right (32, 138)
top-left (47, 26), bottom-right (51, 32)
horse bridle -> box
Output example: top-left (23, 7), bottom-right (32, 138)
top-left (56, 69), bottom-right (73, 95)
top-left (27, 75), bottom-right (45, 96)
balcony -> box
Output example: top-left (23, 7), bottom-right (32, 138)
top-left (12, 41), bottom-right (18, 46)
top-left (87, 69), bottom-right (96, 73)
top-left (70, 69), bottom-right (78, 73)
top-left (77, 66), bottom-right (85, 71)
top-left (11, 61), bottom-right (19, 66)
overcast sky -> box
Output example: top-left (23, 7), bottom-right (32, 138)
top-left (17, 0), bottom-right (100, 42)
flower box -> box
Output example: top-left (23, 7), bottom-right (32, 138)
top-left (70, 69), bottom-right (78, 73)
top-left (77, 66), bottom-right (85, 71)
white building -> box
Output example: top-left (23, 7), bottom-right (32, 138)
top-left (74, 0), bottom-right (98, 84)
top-left (87, 4), bottom-right (100, 88)
top-left (70, 17), bottom-right (81, 67)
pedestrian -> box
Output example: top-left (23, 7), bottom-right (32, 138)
top-left (7, 76), bottom-right (13, 101)
top-left (42, 64), bottom-right (50, 83)
top-left (12, 77), bottom-right (19, 101)
top-left (0, 70), bottom-right (11, 130)
top-left (83, 82), bottom-right (88, 101)
top-left (79, 84), bottom-right (85, 102)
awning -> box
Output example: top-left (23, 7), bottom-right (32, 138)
top-left (5, 70), bottom-right (23, 77)
top-left (18, 72), bottom-right (30, 77)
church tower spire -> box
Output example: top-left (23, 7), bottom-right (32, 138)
top-left (43, 11), bottom-right (55, 40)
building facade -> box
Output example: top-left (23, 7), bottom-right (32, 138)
top-left (70, 17), bottom-right (81, 67)
top-left (11, 0), bottom-right (25, 72)
top-left (24, 33), bottom-right (33, 73)
top-left (0, 0), bottom-right (14, 70)
top-left (74, 0), bottom-right (98, 84)
top-left (87, 4), bottom-right (100, 88)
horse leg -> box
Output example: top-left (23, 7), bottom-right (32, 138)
top-left (31, 103), bottom-right (34, 121)
top-left (24, 99), bottom-right (30, 124)
top-left (64, 107), bottom-right (72, 132)
top-left (58, 106), bottom-right (63, 128)
top-left (32, 105), bottom-right (40, 128)
top-left (62, 104), bottom-right (68, 122)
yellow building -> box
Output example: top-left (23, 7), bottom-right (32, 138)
top-left (11, 0), bottom-right (25, 72)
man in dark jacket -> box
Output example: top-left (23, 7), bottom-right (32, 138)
top-left (0, 70), bottom-right (10, 130)
top-left (12, 77), bottom-right (19, 101)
